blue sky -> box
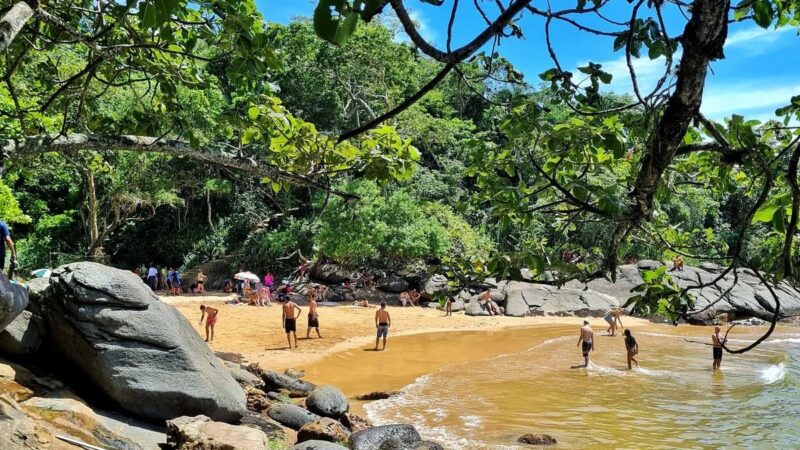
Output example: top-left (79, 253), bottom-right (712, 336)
top-left (258, 0), bottom-right (799, 122)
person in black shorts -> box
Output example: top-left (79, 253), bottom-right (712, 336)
top-left (282, 298), bottom-right (302, 349)
top-left (712, 326), bottom-right (725, 370)
top-left (577, 320), bottom-right (594, 367)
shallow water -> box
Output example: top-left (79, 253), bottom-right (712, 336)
top-left (302, 325), bottom-right (800, 449)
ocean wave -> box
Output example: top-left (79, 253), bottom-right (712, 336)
top-left (587, 362), bottom-right (628, 377)
top-left (759, 363), bottom-right (786, 384)
top-left (460, 415), bottom-right (482, 429)
top-left (633, 367), bottom-right (672, 377)
top-left (765, 338), bottom-right (800, 345)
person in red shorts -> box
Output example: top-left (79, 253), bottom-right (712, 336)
top-left (199, 305), bottom-right (219, 343)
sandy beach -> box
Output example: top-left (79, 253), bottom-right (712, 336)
top-left (166, 293), bottom-right (655, 371)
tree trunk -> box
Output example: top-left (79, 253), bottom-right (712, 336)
top-left (207, 189), bottom-right (216, 232)
top-left (86, 170), bottom-right (101, 259)
top-left (0, 0), bottom-right (37, 52)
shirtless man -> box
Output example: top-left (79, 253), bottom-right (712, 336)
top-left (577, 320), bottom-right (595, 367)
top-left (712, 326), bottom-right (726, 370)
top-left (307, 288), bottom-right (322, 339)
top-left (374, 302), bottom-right (391, 351)
top-left (399, 291), bottom-right (411, 307)
top-left (282, 298), bottom-right (302, 349)
top-left (604, 308), bottom-right (624, 336)
top-left (196, 270), bottom-right (207, 294)
top-left (198, 305), bottom-right (218, 343)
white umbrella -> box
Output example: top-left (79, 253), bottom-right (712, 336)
top-left (31, 268), bottom-right (52, 278)
top-left (234, 271), bottom-right (260, 282)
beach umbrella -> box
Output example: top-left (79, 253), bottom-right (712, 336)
top-left (31, 268), bottom-right (52, 278)
top-left (233, 271), bottom-right (260, 282)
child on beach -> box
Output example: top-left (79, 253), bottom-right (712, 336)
top-left (624, 329), bottom-right (639, 369)
top-left (198, 305), bottom-right (218, 343)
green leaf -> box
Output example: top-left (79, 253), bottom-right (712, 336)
top-left (753, 0), bottom-right (774, 28)
top-left (314, 0), bottom-right (360, 46)
top-left (242, 127), bottom-right (260, 145)
top-left (247, 106), bottom-right (260, 121)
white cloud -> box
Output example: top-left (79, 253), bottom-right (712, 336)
top-left (701, 81), bottom-right (800, 120)
top-left (725, 25), bottom-right (792, 47)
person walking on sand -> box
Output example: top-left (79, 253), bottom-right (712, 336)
top-left (198, 305), bottom-right (218, 343)
top-left (604, 308), bottom-right (624, 336)
top-left (196, 270), bottom-right (207, 295)
top-left (624, 329), bottom-right (639, 369)
top-left (282, 298), bottom-right (302, 349)
top-left (307, 291), bottom-right (322, 339)
top-left (712, 326), bottom-right (726, 370)
top-left (374, 302), bottom-right (391, 351)
top-left (577, 320), bottom-right (594, 367)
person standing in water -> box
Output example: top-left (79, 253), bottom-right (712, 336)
top-left (577, 320), bottom-right (594, 367)
top-left (198, 305), bottom-right (218, 343)
top-left (282, 297), bottom-right (302, 349)
top-left (306, 288), bottom-right (322, 339)
top-left (712, 326), bottom-right (726, 370)
top-left (624, 329), bottom-right (639, 369)
top-left (374, 302), bottom-right (391, 351)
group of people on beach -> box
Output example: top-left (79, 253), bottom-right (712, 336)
top-left (578, 308), bottom-right (727, 371)
top-left (134, 264), bottom-right (210, 296)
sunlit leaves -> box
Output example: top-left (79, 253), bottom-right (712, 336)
top-left (313, 0), bottom-right (387, 45)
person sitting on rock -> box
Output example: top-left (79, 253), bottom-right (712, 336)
top-left (399, 291), bottom-right (412, 307)
top-left (198, 305), bottom-right (219, 343)
top-left (480, 290), bottom-right (501, 316)
top-left (672, 255), bottom-right (685, 271)
top-left (409, 289), bottom-right (421, 306)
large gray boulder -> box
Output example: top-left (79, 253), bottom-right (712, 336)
top-left (464, 298), bottom-right (489, 316)
top-left (166, 415), bottom-right (269, 450)
top-left (503, 282), bottom-right (620, 317)
top-left (297, 417), bottom-right (351, 443)
top-left (311, 263), bottom-right (350, 284)
top-left (349, 424), bottom-right (422, 450)
top-left (33, 262), bottom-right (246, 421)
top-left (183, 259), bottom-right (232, 291)
top-left (267, 403), bottom-right (321, 430)
top-left (0, 310), bottom-right (43, 355)
top-left (379, 275), bottom-right (410, 293)
top-left (305, 386), bottom-right (349, 418)
top-left (0, 273), bottom-right (27, 332)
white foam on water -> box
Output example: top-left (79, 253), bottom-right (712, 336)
top-left (587, 362), bottom-right (628, 377)
top-left (460, 415), bottom-right (482, 429)
top-left (760, 363), bottom-right (786, 384)
top-left (634, 367), bottom-right (672, 378)
top-left (766, 338), bottom-right (800, 345)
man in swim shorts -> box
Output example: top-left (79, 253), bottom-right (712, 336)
top-left (282, 298), bottom-right (302, 349)
top-left (577, 320), bottom-right (594, 367)
top-left (307, 290), bottom-right (322, 339)
top-left (712, 326), bottom-right (725, 370)
top-left (374, 302), bottom-right (391, 351)
top-left (198, 305), bottom-right (218, 343)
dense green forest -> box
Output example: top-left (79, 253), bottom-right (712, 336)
top-left (1, 0), bottom-right (799, 331)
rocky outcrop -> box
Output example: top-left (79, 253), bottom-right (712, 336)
top-left (0, 273), bottom-right (27, 332)
top-left (353, 391), bottom-right (399, 401)
top-left (378, 275), bottom-right (409, 293)
top-left (166, 415), bottom-right (269, 450)
top-left (267, 403), bottom-right (321, 430)
top-left (33, 262), bottom-right (246, 421)
top-left (464, 298), bottom-right (489, 316)
top-left (311, 263), bottom-right (350, 284)
top-left (239, 411), bottom-right (285, 440)
top-left (518, 433), bottom-right (558, 445)
top-left (341, 413), bottom-right (373, 433)
top-left (349, 424), bottom-right (422, 450)
top-left (262, 370), bottom-right (316, 396)
top-left (224, 361), bottom-right (264, 388)
top-left (294, 441), bottom-right (349, 450)
top-left (183, 259), bottom-right (232, 291)
top-left (305, 386), bottom-right (348, 418)
top-left (0, 310), bottom-right (43, 355)
top-left (297, 417), bottom-right (351, 443)
top-left (503, 282), bottom-right (619, 317)
top-left (244, 385), bottom-right (271, 412)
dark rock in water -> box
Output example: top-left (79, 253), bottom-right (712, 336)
top-left (33, 262), bottom-right (246, 422)
top-left (245, 385), bottom-right (271, 412)
top-left (267, 403), bottom-right (321, 430)
top-left (294, 440), bottom-right (349, 450)
top-left (182, 259), bottom-right (232, 291)
top-left (353, 391), bottom-right (400, 401)
top-left (0, 310), bottom-right (43, 355)
top-left (349, 424), bottom-right (422, 450)
top-left (262, 370), bottom-right (316, 395)
top-left (379, 275), bottom-right (410, 293)
top-left (518, 433), bottom-right (557, 445)
top-left (166, 415), bottom-right (269, 450)
top-left (239, 411), bottom-right (285, 439)
top-left (0, 273), bottom-right (27, 332)
top-left (306, 386), bottom-right (349, 418)
top-left (341, 412), bottom-right (373, 433)
top-left (285, 368), bottom-right (306, 379)
top-left (297, 417), bottom-right (351, 443)
top-left (311, 263), bottom-right (350, 284)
